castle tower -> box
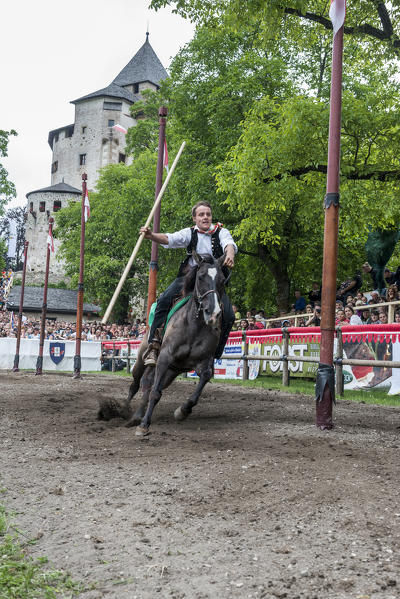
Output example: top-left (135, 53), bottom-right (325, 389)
top-left (25, 182), bottom-right (81, 282)
top-left (25, 34), bottom-right (167, 282)
top-left (48, 33), bottom-right (167, 191)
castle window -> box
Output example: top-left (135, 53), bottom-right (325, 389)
top-left (133, 83), bottom-right (139, 93)
top-left (54, 133), bottom-right (59, 142)
top-left (119, 153), bottom-right (126, 163)
top-left (39, 201), bottom-right (46, 212)
top-left (53, 200), bottom-right (62, 212)
top-left (103, 101), bottom-right (122, 111)
top-left (29, 202), bottom-right (34, 212)
top-left (51, 161), bottom-right (58, 173)
top-left (108, 119), bottom-right (115, 128)
top-left (65, 126), bottom-right (74, 138)
top-left (79, 153), bottom-right (86, 165)
top-left (82, 126), bottom-right (87, 134)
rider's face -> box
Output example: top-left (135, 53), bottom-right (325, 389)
top-left (193, 206), bottom-right (212, 232)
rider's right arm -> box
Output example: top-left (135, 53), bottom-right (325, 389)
top-left (160, 228), bottom-right (192, 249)
top-left (140, 227), bottom-right (169, 245)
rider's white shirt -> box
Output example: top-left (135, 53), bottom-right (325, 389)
top-left (162, 226), bottom-right (237, 267)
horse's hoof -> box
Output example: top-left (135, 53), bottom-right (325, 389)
top-left (125, 415), bottom-right (141, 428)
top-left (174, 406), bottom-right (188, 422)
top-left (135, 426), bottom-right (150, 437)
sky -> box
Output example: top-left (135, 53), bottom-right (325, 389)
top-left (1, 0), bottom-right (195, 209)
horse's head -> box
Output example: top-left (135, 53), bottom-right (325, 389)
top-left (192, 251), bottom-right (229, 328)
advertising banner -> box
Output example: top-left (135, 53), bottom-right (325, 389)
top-left (246, 325), bottom-right (400, 395)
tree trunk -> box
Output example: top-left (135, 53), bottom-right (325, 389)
top-left (257, 243), bottom-right (291, 312)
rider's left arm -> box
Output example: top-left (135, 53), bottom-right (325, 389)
top-left (223, 244), bottom-right (235, 268)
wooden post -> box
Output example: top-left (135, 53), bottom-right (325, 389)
top-left (146, 107), bottom-right (168, 324)
top-left (126, 341), bottom-right (131, 374)
top-left (112, 341), bottom-right (116, 373)
top-left (335, 327), bottom-right (344, 397)
top-left (388, 302), bottom-right (395, 323)
top-left (36, 219), bottom-right (54, 375)
top-left (73, 173), bottom-right (87, 379)
top-left (13, 241), bottom-right (29, 372)
top-left (282, 327), bottom-right (289, 387)
top-left (242, 331), bottom-right (249, 381)
top-left (316, 18), bottom-right (344, 429)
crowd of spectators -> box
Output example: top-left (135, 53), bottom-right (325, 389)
top-left (0, 310), bottom-right (148, 341)
top-left (0, 269), bottom-right (14, 311)
top-left (232, 262), bottom-right (400, 330)
top-left (2, 261), bottom-right (400, 339)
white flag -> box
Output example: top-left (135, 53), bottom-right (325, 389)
top-left (329, 0), bottom-right (346, 36)
top-left (47, 224), bottom-right (54, 252)
top-left (84, 190), bottom-right (91, 222)
top-left (7, 220), bottom-right (17, 258)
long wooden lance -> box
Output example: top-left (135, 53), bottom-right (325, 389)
top-left (101, 141), bottom-right (186, 324)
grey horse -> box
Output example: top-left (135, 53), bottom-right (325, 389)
top-left (112, 252), bottom-right (229, 435)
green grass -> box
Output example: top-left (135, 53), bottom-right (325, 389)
top-left (221, 375), bottom-right (400, 407)
top-left (0, 503), bottom-right (82, 599)
top-left (105, 369), bottom-right (400, 407)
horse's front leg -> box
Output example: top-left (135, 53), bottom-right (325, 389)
top-left (126, 365), bottom-right (155, 427)
top-left (174, 357), bottom-right (213, 422)
top-left (136, 353), bottom-right (173, 436)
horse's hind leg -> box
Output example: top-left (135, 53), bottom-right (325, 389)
top-left (174, 358), bottom-right (213, 422)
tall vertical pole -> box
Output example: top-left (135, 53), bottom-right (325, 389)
top-left (315, 23), bottom-right (344, 429)
top-left (146, 106), bottom-right (168, 323)
top-left (73, 173), bottom-right (87, 379)
top-left (13, 241), bottom-right (29, 372)
top-left (36, 218), bottom-right (53, 375)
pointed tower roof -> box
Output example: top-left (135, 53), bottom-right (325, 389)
top-left (112, 33), bottom-right (168, 88)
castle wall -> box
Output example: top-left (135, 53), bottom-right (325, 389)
top-left (50, 98), bottom-right (135, 190)
top-left (25, 190), bottom-right (80, 282)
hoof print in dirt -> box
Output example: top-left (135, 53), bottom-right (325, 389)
top-left (97, 398), bottom-right (132, 421)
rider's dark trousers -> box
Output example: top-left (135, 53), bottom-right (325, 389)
top-left (148, 275), bottom-right (234, 360)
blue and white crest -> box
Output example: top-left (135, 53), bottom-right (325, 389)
top-left (49, 342), bottom-right (65, 365)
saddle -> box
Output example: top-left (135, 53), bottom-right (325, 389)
top-left (148, 295), bottom-right (192, 334)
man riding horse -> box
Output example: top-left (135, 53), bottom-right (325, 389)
top-left (140, 201), bottom-right (237, 366)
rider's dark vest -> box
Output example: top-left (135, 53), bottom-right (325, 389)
top-left (177, 226), bottom-right (224, 277)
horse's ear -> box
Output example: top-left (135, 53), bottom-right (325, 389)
top-left (192, 250), bottom-right (202, 265)
top-left (217, 253), bottom-right (226, 268)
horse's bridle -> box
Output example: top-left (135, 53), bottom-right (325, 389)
top-left (194, 281), bottom-right (221, 319)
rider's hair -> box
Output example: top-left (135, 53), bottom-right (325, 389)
top-left (191, 201), bottom-right (212, 218)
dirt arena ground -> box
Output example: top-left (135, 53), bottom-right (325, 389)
top-left (0, 372), bottom-right (399, 599)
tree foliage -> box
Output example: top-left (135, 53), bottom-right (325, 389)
top-left (0, 129), bottom-right (17, 213)
top-left (0, 206), bottom-right (26, 270)
top-left (57, 0), bottom-right (400, 316)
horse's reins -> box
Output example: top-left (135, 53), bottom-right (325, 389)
top-left (194, 282), bottom-right (221, 319)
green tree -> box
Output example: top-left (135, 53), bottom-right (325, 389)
top-left (0, 206), bottom-right (26, 270)
top-left (0, 129), bottom-right (17, 211)
top-left (55, 151), bottom-right (185, 321)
